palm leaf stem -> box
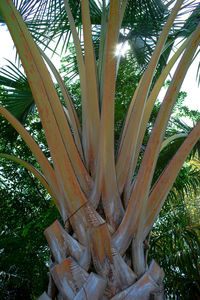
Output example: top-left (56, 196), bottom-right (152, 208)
top-left (81, 0), bottom-right (100, 175)
top-left (40, 48), bottom-right (84, 162)
top-left (123, 37), bottom-right (191, 204)
top-left (135, 22), bottom-right (200, 245)
top-left (97, 0), bottom-right (107, 104)
top-left (96, 0), bottom-right (124, 229)
top-left (113, 2), bottom-right (199, 256)
top-left (144, 119), bottom-right (200, 240)
top-left (115, 0), bottom-right (184, 201)
top-left (0, 0), bottom-right (102, 245)
top-left (63, 0), bottom-right (89, 164)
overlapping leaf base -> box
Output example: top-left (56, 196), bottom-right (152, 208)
top-left (38, 220), bottom-right (164, 299)
top-left (1, 0), bottom-right (200, 299)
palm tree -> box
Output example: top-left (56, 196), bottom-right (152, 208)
top-left (0, 0), bottom-right (200, 299)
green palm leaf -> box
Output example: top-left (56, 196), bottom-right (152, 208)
top-left (0, 60), bottom-right (34, 123)
top-left (1, 1), bottom-right (198, 83)
top-left (0, 60), bottom-right (34, 141)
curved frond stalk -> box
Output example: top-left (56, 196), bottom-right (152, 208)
top-left (123, 37), bottom-right (191, 202)
top-left (132, 238), bottom-right (146, 277)
top-left (0, 105), bottom-right (60, 199)
top-left (40, 48), bottom-right (84, 161)
top-left (98, 0), bottom-right (128, 101)
top-left (116, 0), bottom-right (184, 197)
top-left (0, 0), bottom-right (102, 244)
top-left (0, 153), bottom-right (60, 211)
top-left (134, 22), bottom-right (200, 243)
top-left (98, 0), bottom-right (124, 229)
top-left (113, 13), bottom-right (200, 257)
top-left (90, 0), bottom-right (126, 210)
top-left (143, 120), bottom-right (200, 240)
top-left (0, 0), bottom-right (92, 198)
top-left (0, 105), bottom-right (72, 220)
top-left (119, 0), bottom-right (128, 29)
top-left (160, 133), bottom-right (188, 152)
top-left (98, 0), bottom-right (108, 104)
top-left (81, 0), bottom-right (100, 175)
top-left (63, 0), bottom-right (89, 163)
top-left (89, 159), bottom-right (102, 209)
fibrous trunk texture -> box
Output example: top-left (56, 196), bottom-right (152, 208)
top-left (39, 220), bottom-right (165, 300)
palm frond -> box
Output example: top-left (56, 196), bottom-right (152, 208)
top-left (0, 60), bottom-right (34, 142)
top-left (149, 191), bottom-right (200, 299)
top-left (0, 60), bottom-right (34, 123)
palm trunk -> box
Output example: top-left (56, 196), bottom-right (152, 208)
top-left (39, 219), bottom-right (164, 300)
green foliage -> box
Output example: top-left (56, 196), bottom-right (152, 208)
top-left (0, 61), bottom-right (34, 143)
top-left (149, 190), bottom-right (200, 299)
top-left (115, 55), bottom-right (141, 146)
top-left (0, 113), bottom-right (59, 299)
top-left (147, 90), bottom-right (200, 297)
top-left (0, 62), bottom-right (34, 123)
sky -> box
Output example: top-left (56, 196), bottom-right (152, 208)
top-left (0, 23), bottom-right (200, 112)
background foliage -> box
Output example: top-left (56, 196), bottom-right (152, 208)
top-left (0, 0), bottom-right (200, 298)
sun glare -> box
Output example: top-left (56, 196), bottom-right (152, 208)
top-left (115, 41), bottom-right (130, 57)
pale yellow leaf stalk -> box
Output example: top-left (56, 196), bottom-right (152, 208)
top-left (98, 0), bottom-right (127, 101)
top-left (20, 1), bottom-right (91, 196)
top-left (97, 0), bottom-right (124, 229)
top-left (143, 120), bottom-right (200, 240)
top-left (116, 0), bottom-right (184, 198)
top-left (123, 37), bottom-right (191, 202)
top-left (135, 22), bottom-right (200, 243)
top-left (119, 0), bottom-right (128, 29)
top-left (81, 0), bottom-right (100, 175)
top-left (0, 0), bottom-right (93, 195)
top-left (98, 0), bottom-right (108, 104)
top-left (0, 0), bottom-right (101, 245)
top-left (40, 48), bottom-right (84, 160)
top-left (63, 0), bottom-right (88, 163)
top-left (112, 21), bottom-right (200, 255)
